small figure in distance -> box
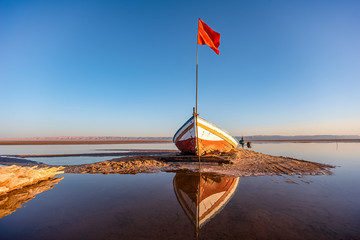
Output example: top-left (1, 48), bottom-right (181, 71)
top-left (239, 136), bottom-right (245, 148)
top-left (246, 141), bottom-right (252, 149)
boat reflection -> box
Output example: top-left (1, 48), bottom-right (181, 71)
top-left (0, 177), bottom-right (63, 219)
top-left (173, 171), bottom-right (239, 235)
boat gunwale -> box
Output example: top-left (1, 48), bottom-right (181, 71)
top-left (173, 116), bottom-right (194, 142)
top-left (197, 117), bottom-right (239, 148)
top-left (174, 116), bottom-right (238, 149)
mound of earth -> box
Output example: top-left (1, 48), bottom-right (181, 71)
top-left (63, 148), bottom-right (333, 176)
top-left (0, 148), bottom-right (334, 177)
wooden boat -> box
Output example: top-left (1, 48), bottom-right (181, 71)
top-left (173, 19), bottom-right (238, 155)
top-left (173, 113), bottom-right (239, 155)
top-left (173, 172), bottom-right (239, 230)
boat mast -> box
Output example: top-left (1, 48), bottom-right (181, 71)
top-left (196, 37), bottom-right (199, 115)
top-left (195, 20), bottom-right (201, 160)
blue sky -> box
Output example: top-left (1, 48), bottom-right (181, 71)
top-left (1, 0), bottom-right (359, 137)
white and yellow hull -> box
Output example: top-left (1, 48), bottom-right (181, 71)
top-left (173, 115), bottom-right (238, 155)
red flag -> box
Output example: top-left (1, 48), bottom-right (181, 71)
top-left (197, 18), bottom-right (221, 55)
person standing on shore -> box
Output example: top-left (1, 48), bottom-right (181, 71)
top-left (239, 136), bottom-right (245, 148)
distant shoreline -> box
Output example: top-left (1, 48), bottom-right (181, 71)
top-left (250, 139), bottom-right (360, 143)
top-left (0, 140), bottom-right (172, 145)
top-left (0, 138), bottom-right (359, 145)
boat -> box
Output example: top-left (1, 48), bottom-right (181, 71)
top-left (173, 172), bottom-right (239, 230)
top-left (173, 19), bottom-right (239, 155)
top-left (173, 112), bottom-right (239, 155)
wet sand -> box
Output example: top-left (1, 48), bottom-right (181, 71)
top-left (0, 148), bottom-right (334, 177)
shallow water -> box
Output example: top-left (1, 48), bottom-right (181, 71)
top-left (1, 142), bottom-right (360, 240)
top-left (0, 142), bottom-right (177, 165)
top-left (0, 143), bottom-right (177, 155)
top-left (26, 156), bottom-right (121, 165)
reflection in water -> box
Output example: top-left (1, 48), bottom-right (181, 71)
top-left (0, 177), bottom-right (63, 219)
top-left (173, 171), bottom-right (239, 237)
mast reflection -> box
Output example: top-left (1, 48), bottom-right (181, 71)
top-left (173, 171), bottom-right (239, 235)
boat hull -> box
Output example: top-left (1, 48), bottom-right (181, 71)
top-left (173, 116), bottom-right (238, 155)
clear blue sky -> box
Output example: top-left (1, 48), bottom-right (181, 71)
top-left (1, 0), bottom-right (359, 137)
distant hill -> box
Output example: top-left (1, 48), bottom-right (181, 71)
top-left (0, 136), bottom-right (172, 141)
top-left (0, 135), bottom-right (359, 141)
top-left (238, 135), bottom-right (360, 140)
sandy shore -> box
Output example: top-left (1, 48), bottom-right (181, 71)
top-left (0, 148), bottom-right (334, 177)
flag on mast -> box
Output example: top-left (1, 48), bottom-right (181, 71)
top-left (197, 18), bottom-right (221, 55)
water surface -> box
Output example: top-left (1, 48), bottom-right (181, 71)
top-left (0, 143), bottom-right (176, 155)
top-left (0, 142), bottom-right (359, 240)
top-left (0, 143), bottom-right (176, 165)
